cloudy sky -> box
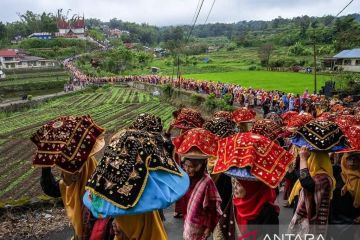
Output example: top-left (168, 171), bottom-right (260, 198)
top-left (0, 0), bottom-right (359, 26)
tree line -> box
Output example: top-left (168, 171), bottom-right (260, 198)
top-left (1, 11), bottom-right (360, 53)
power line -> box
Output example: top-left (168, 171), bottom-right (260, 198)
top-left (204, 0), bottom-right (216, 25)
top-left (335, 0), bottom-right (355, 18)
top-left (185, 0), bottom-right (206, 43)
top-left (191, 0), bottom-right (202, 25)
top-left (175, 0), bottom-right (206, 81)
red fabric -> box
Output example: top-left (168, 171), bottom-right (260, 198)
top-left (184, 173), bottom-right (222, 230)
top-left (331, 104), bottom-right (344, 113)
top-left (283, 178), bottom-right (295, 200)
top-left (335, 115), bottom-right (360, 134)
top-left (171, 108), bottom-right (205, 130)
top-left (338, 125), bottom-right (360, 153)
top-left (214, 111), bottom-right (233, 120)
top-left (213, 132), bottom-right (294, 188)
top-left (286, 113), bottom-right (314, 128)
top-left (232, 107), bottom-right (256, 123)
top-left (182, 173), bottom-right (203, 219)
top-left (89, 218), bottom-right (112, 240)
top-left (316, 112), bottom-right (336, 121)
top-left (172, 128), bottom-right (219, 157)
top-left (250, 119), bottom-right (283, 141)
top-left (281, 111), bottom-right (298, 124)
top-left (233, 180), bottom-right (279, 233)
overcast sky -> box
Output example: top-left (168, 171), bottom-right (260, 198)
top-left (0, 0), bottom-right (359, 26)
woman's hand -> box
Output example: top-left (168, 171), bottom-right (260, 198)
top-left (299, 146), bottom-right (310, 161)
top-left (203, 228), bottom-right (211, 239)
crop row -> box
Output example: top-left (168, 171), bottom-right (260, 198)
top-left (0, 86), bottom-right (176, 201)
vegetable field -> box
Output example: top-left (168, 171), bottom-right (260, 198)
top-left (0, 86), bottom-right (176, 204)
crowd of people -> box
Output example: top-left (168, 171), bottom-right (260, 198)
top-left (64, 62), bottom-right (355, 118)
top-left (30, 89), bottom-right (360, 239)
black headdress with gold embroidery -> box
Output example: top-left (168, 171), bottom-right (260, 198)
top-left (203, 117), bottom-right (236, 138)
top-left (294, 120), bottom-right (348, 151)
top-left (86, 129), bottom-right (181, 209)
top-left (129, 113), bottom-right (163, 133)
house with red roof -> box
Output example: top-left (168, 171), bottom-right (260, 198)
top-left (0, 49), bottom-right (58, 71)
top-left (56, 18), bottom-right (86, 38)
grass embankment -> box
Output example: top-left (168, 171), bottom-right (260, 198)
top-left (0, 72), bottom-right (69, 100)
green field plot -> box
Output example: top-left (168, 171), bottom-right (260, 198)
top-left (185, 71), bottom-right (330, 94)
top-left (0, 87), bottom-right (175, 202)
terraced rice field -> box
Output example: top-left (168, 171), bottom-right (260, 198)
top-left (0, 86), bottom-right (176, 203)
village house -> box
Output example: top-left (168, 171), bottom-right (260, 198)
top-left (323, 48), bottom-right (360, 72)
top-left (56, 18), bottom-right (86, 38)
top-left (0, 49), bottom-right (58, 71)
top-left (28, 32), bottom-right (52, 40)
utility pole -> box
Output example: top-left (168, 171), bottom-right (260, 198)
top-left (313, 40), bottom-right (317, 94)
top-left (312, 23), bottom-right (317, 94)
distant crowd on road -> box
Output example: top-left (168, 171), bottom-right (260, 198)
top-left (64, 62), bottom-right (357, 116)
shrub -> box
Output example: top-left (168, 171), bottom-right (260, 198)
top-left (27, 95), bottom-right (33, 101)
top-left (288, 42), bottom-right (312, 56)
top-left (248, 65), bottom-right (257, 71)
top-left (190, 93), bottom-right (203, 105)
top-left (162, 84), bottom-right (174, 98)
top-left (204, 93), bottom-right (217, 111)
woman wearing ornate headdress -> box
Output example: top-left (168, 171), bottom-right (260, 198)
top-left (83, 114), bottom-right (189, 240)
top-left (288, 120), bottom-right (348, 238)
top-left (212, 132), bottom-right (294, 239)
top-left (329, 125), bottom-right (360, 239)
top-left (173, 128), bottom-right (222, 240)
top-left (32, 115), bottom-right (106, 240)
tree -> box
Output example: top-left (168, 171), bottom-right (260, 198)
top-left (333, 16), bottom-right (360, 51)
top-left (0, 22), bottom-right (6, 40)
top-left (258, 44), bottom-right (274, 68)
top-left (162, 27), bottom-right (184, 55)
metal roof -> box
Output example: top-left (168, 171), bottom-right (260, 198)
top-left (0, 50), bottom-right (16, 57)
top-left (333, 48), bottom-right (360, 59)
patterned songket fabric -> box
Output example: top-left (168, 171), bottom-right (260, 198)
top-left (213, 132), bottom-right (294, 188)
top-left (86, 129), bottom-right (181, 209)
top-left (31, 115), bottom-right (105, 173)
top-left (172, 128), bottom-right (219, 157)
top-left (171, 108), bottom-right (205, 130)
top-left (232, 107), bottom-right (256, 123)
top-left (292, 120), bottom-right (348, 151)
top-left (129, 113), bottom-right (163, 133)
top-left (251, 119), bottom-right (284, 141)
top-left (203, 117), bottom-right (237, 138)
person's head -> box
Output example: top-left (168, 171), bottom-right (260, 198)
top-left (183, 158), bottom-right (206, 177)
top-left (345, 152), bottom-right (360, 170)
top-left (232, 178), bottom-right (246, 198)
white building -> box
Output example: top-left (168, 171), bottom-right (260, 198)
top-left (333, 48), bottom-right (360, 72)
top-left (0, 49), bottom-right (58, 70)
top-left (56, 18), bottom-right (86, 38)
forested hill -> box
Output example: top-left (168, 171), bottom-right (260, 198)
top-left (100, 14), bottom-right (360, 50)
top-left (1, 12), bottom-right (360, 52)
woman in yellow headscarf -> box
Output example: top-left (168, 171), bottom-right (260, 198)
top-left (41, 146), bottom-right (103, 239)
top-left (288, 147), bottom-right (336, 237)
top-left (331, 152), bottom-right (360, 224)
top-left (35, 116), bottom-right (106, 240)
